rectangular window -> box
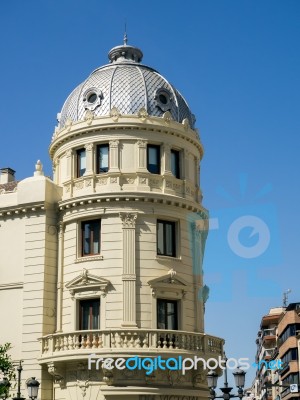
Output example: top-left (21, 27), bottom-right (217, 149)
top-left (97, 144), bottom-right (109, 173)
top-left (77, 148), bottom-right (86, 177)
top-left (171, 149), bottom-right (180, 178)
top-left (157, 299), bottom-right (178, 330)
top-left (157, 220), bottom-right (176, 257)
top-left (147, 145), bottom-right (160, 174)
top-left (81, 220), bottom-right (101, 256)
top-left (79, 299), bottom-right (100, 330)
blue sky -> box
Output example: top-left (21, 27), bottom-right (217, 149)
top-left (1, 0), bottom-right (300, 388)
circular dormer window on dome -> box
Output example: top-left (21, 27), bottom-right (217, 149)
top-left (154, 88), bottom-right (172, 112)
top-left (83, 88), bottom-right (103, 111)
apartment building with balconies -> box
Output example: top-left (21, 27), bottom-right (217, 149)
top-left (254, 308), bottom-right (284, 400)
top-left (277, 303), bottom-right (300, 400)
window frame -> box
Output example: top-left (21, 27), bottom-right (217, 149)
top-left (76, 148), bottom-right (86, 178)
top-left (157, 219), bottom-right (176, 257)
top-left (96, 144), bottom-right (109, 174)
top-left (78, 298), bottom-right (100, 330)
top-left (147, 144), bottom-right (161, 174)
top-left (171, 149), bottom-right (180, 179)
top-left (157, 298), bottom-right (178, 330)
top-left (81, 219), bottom-right (101, 257)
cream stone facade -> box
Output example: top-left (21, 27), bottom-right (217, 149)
top-left (0, 41), bottom-right (223, 400)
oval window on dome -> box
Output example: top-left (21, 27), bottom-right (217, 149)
top-left (87, 93), bottom-right (97, 104)
top-left (155, 88), bottom-right (172, 112)
top-left (83, 88), bottom-right (103, 111)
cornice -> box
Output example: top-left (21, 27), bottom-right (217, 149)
top-left (0, 202), bottom-right (48, 219)
top-left (57, 193), bottom-right (209, 223)
top-left (49, 114), bottom-right (204, 160)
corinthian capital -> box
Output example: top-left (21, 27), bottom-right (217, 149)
top-left (109, 140), bottom-right (119, 148)
top-left (119, 213), bottom-right (137, 228)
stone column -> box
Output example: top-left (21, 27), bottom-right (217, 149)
top-left (56, 221), bottom-right (64, 332)
top-left (65, 149), bottom-right (73, 181)
top-left (137, 140), bottom-right (148, 171)
top-left (109, 140), bottom-right (120, 172)
top-left (163, 143), bottom-right (172, 175)
top-left (120, 213), bottom-right (137, 327)
top-left (191, 219), bottom-right (208, 333)
top-left (84, 143), bottom-right (94, 175)
top-left (183, 149), bottom-right (190, 180)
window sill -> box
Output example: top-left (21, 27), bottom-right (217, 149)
top-left (156, 255), bottom-right (182, 262)
top-left (75, 255), bottom-right (104, 263)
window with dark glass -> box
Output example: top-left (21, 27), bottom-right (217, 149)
top-left (157, 299), bottom-right (178, 330)
top-left (79, 299), bottom-right (100, 330)
top-left (77, 148), bottom-right (86, 177)
top-left (147, 145), bottom-right (160, 174)
top-left (81, 220), bottom-right (101, 256)
top-left (171, 149), bottom-right (180, 178)
top-left (157, 220), bottom-right (176, 257)
top-left (97, 144), bottom-right (109, 173)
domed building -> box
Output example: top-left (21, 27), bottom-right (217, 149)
top-left (0, 39), bottom-right (223, 400)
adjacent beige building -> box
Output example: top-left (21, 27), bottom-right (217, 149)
top-left (0, 40), bottom-right (224, 400)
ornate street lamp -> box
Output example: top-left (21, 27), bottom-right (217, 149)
top-left (26, 378), bottom-right (40, 400)
top-left (207, 357), bottom-right (246, 400)
top-left (9, 361), bottom-right (40, 400)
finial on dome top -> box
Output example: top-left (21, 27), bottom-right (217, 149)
top-left (108, 31), bottom-right (143, 64)
top-left (34, 160), bottom-right (44, 177)
top-left (123, 21), bottom-right (128, 45)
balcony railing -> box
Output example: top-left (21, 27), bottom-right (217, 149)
top-left (262, 328), bottom-right (276, 337)
top-left (40, 329), bottom-right (223, 359)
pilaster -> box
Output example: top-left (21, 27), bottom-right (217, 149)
top-left (109, 140), bottom-right (120, 172)
top-left (120, 213), bottom-right (137, 327)
top-left (84, 143), bottom-right (94, 175)
top-left (137, 140), bottom-right (148, 172)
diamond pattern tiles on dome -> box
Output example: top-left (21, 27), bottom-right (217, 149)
top-left (142, 69), bottom-right (179, 122)
top-left (110, 65), bottom-right (146, 115)
top-left (77, 67), bottom-right (115, 121)
top-left (173, 87), bottom-right (195, 128)
top-left (59, 83), bottom-right (84, 128)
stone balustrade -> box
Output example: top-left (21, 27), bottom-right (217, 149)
top-left (40, 329), bottom-right (223, 360)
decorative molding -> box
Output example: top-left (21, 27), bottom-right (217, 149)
top-left (47, 362), bottom-right (65, 385)
top-left (139, 177), bottom-right (147, 184)
top-left (119, 212), bottom-right (137, 228)
top-left (122, 274), bottom-right (136, 281)
top-left (65, 118), bottom-right (73, 131)
top-left (84, 110), bottom-right (94, 125)
top-left (65, 268), bottom-right (110, 298)
top-left (125, 177), bottom-right (135, 184)
top-left (109, 139), bottom-right (119, 148)
top-left (137, 139), bottom-right (147, 148)
top-left (148, 270), bottom-right (188, 299)
top-left (0, 282), bottom-right (23, 291)
top-left (85, 179), bottom-right (92, 187)
top-left (84, 143), bottom-right (93, 151)
top-left (75, 255), bottom-right (104, 263)
top-left (138, 107), bottom-right (148, 120)
top-left (96, 177), bottom-right (108, 185)
top-left (110, 107), bottom-right (120, 121)
top-left (163, 111), bottom-right (172, 123)
top-left (110, 177), bottom-right (118, 184)
top-left (48, 225), bottom-right (57, 236)
top-left (182, 118), bottom-right (190, 130)
top-left (77, 380), bottom-right (89, 398)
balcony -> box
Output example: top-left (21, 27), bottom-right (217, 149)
top-left (39, 329), bottom-right (224, 364)
top-left (262, 328), bottom-right (276, 344)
